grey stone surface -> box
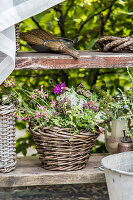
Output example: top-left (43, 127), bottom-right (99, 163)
top-left (0, 183), bottom-right (109, 200)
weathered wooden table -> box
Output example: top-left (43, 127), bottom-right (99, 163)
top-left (15, 51), bottom-right (133, 70)
top-left (0, 154), bottom-right (106, 188)
top-left (0, 155), bottom-right (109, 199)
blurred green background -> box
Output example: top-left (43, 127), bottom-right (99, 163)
top-left (10, 0), bottom-right (133, 156)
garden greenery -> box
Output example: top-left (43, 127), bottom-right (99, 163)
top-left (1, 74), bottom-right (133, 136)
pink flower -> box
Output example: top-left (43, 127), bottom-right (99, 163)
top-left (89, 101), bottom-right (93, 107)
top-left (37, 105), bottom-right (46, 110)
top-left (36, 111), bottom-right (40, 119)
top-left (41, 93), bottom-right (48, 99)
top-left (21, 110), bottom-right (25, 113)
top-left (100, 128), bottom-right (104, 134)
top-left (17, 115), bottom-right (22, 121)
top-left (44, 117), bottom-right (49, 121)
top-left (51, 99), bottom-right (55, 108)
top-left (41, 85), bottom-right (44, 92)
top-left (31, 95), bottom-right (36, 99)
top-left (3, 78), bottom-right (16, 87)
top-left (31, 86), bottom-right (48, 100)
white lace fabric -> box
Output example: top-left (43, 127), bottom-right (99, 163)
top-left (0, 0), bottom-right (64, 84)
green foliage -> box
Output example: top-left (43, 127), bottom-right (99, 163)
top-left (9, 0), bottom-right (133, 155)
top-left (16, 131), bottom-right (35, 156)
top-left (92, 140), bottom-right (108, 153)
top-left (19, 0), bottom-right (133, 51)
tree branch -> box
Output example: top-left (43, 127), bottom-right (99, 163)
top-left (100, 0), bottom-right (116, 35)
top-left (54, 1), bottom-right (75, 37)
top-left (64, 0), bottom-right (75, 19)
top-left (90, 69), bottom-right (100, 88)
top-left (100, 14), bottom-right (104, 36)
top-left (31, 16), bottom-right (42, 30)
top-left (54, 5), bottom-right (66, 37)
top-left (78, 0), bottom-right (117, 34)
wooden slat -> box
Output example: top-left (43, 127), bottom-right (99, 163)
top-left (0, 154), bottom-right (106, 187)
top-left (15, 51), bottom-right (133, 70)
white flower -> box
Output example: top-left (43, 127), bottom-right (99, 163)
top-left (56, 88), bottom-right (87, 109)
top-left (95, 111), bottom-right (106, 121)
top-left (78, 98), bottom-right (87, 108)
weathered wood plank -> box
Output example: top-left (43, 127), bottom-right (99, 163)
top-left (0, 154), bottom-right (106, 188)
top-left (15, 51), bottom-right (133, 70)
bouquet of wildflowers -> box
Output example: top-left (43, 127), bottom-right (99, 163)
top-left (14, 83), bottom-right (110, 133)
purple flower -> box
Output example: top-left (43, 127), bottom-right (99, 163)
top-left (57, 97), bottom-right (71, 113)
top-left (61, 83), bottom-right (65, 90)
top-left (54, 84), bottom-right (61, 94)
top-left (124, 105), bottom-right (128, 109)
top-left (54, 83), bottom-right (66, 95)
top-left (52, 111), bottom-right (58, 116)
top-left (84, 90), bottom-right (92, 97)
top-left (93, 106), bottom-right (97, 112)
top-left (83, 103), bottom-right (89, 109)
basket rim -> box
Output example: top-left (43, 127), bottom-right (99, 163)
top-left (29, 126), bottom-right (100, 138)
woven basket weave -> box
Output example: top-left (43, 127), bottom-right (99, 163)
top-left (15, 23), bottom-right (20, 52)
top-left (0, 104), bottom-right (16, 173)
top-left (30, 127), bottom-right (100, 171)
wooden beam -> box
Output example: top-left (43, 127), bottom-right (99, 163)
top-left (15, 51), bottom-right (133, 70)
top-left (0, 154), bottom-right (105, 187)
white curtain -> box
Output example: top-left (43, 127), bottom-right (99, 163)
top-left (0, 0), bottom-right (65, 84)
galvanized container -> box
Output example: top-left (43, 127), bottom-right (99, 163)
top-left (101, 152), bottom-right (133, 200)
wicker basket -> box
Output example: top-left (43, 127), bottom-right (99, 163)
top-left (15, 23), bottom-right (20, 52)
top-left (30, 127), bottom-right (100, 171)
top-left (0, 104), bottom-right (16, 173)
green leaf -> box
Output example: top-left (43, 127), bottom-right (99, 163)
top-left (86, 38), bottom-right (100, 50)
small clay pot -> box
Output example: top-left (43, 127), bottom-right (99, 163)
top-left (118, 137), bottom-right (133, 153)
top-left (118, 142), bottom-right (133, 153)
